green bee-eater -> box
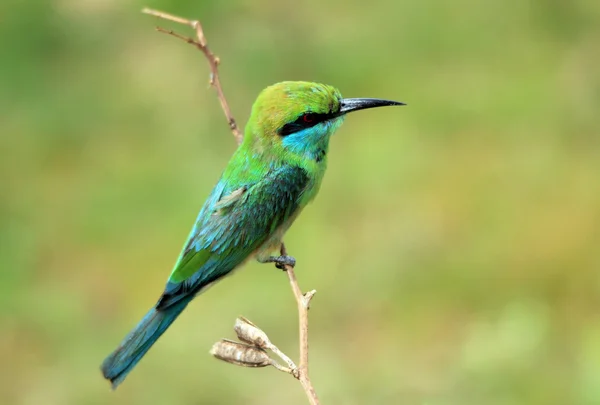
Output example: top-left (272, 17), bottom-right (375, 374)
top-left (101, 81), bottom-right (404, 388)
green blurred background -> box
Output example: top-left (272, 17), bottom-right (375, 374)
top-left (2, 0), bottom-right (600, 404)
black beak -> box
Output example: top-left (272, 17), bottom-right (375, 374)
top-left (339, 98), bottom-right (406, 115)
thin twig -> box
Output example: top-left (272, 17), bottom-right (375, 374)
top-left (268, 342), bottom-right (298, 373)
top-left (281, 244), bottom-right (320, 405)
top-left (142, 8), bottom-right (243, 144)
top-left (142, 8), bottom-right (320, 405)
top-left (154, 27), bottom-right (200, 46)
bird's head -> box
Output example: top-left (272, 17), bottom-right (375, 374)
top-left (244, 81), bottom-right (404, 161)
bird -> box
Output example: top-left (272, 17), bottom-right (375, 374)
top-left (100, 81), bottom-right (404, 388)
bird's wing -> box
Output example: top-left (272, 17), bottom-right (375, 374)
top-left (157, 165), bottom-right (310, 309)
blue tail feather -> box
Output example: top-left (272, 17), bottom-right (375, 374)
top-left (101, 298), bottom-right (191, 389)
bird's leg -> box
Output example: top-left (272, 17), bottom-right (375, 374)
top-left (258, 255), bottom-right (296, 270)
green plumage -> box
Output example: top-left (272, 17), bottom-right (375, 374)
top-left (101, 81), bottom-right (404, 388)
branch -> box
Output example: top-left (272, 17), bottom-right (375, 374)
top-left (142, 8), bottom-right (243, 144)
top-left (280, 243), bottom-right (320, 405)
top-left (142, 8), bottom-right (320, 405)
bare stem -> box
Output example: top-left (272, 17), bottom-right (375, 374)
top-left (142, 8), bottom-right (243, 144)
top-left (280, 244), bottom-right (320, 405)
top-left (142, 8), bottom-right (320, 405)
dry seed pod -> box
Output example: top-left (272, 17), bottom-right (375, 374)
top-left (234, 317), bottom-right (272, 349)
top-left (210, 339), bottom-right (272, 367)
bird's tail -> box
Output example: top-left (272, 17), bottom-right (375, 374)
top-left (101, 298), bottom-right (191, 389)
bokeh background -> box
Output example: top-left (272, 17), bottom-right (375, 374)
top-left (2, 0), bottom-right (600, 404)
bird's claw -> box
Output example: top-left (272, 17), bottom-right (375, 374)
top-left (268, 255), bottom-right (296, 270)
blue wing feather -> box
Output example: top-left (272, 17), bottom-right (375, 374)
top-left (157, 164), bottom-right (309, 309)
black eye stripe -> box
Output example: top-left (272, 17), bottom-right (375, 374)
top-left (278, 112), bottom-right (334, 136)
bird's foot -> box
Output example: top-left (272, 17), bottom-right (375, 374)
top-left (265, 255), bottom-right (296, 270)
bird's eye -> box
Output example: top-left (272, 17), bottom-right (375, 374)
top-left (278, 112), bottom-right (326, 136)
top-left (302, 114), bottom-right (315, 123)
